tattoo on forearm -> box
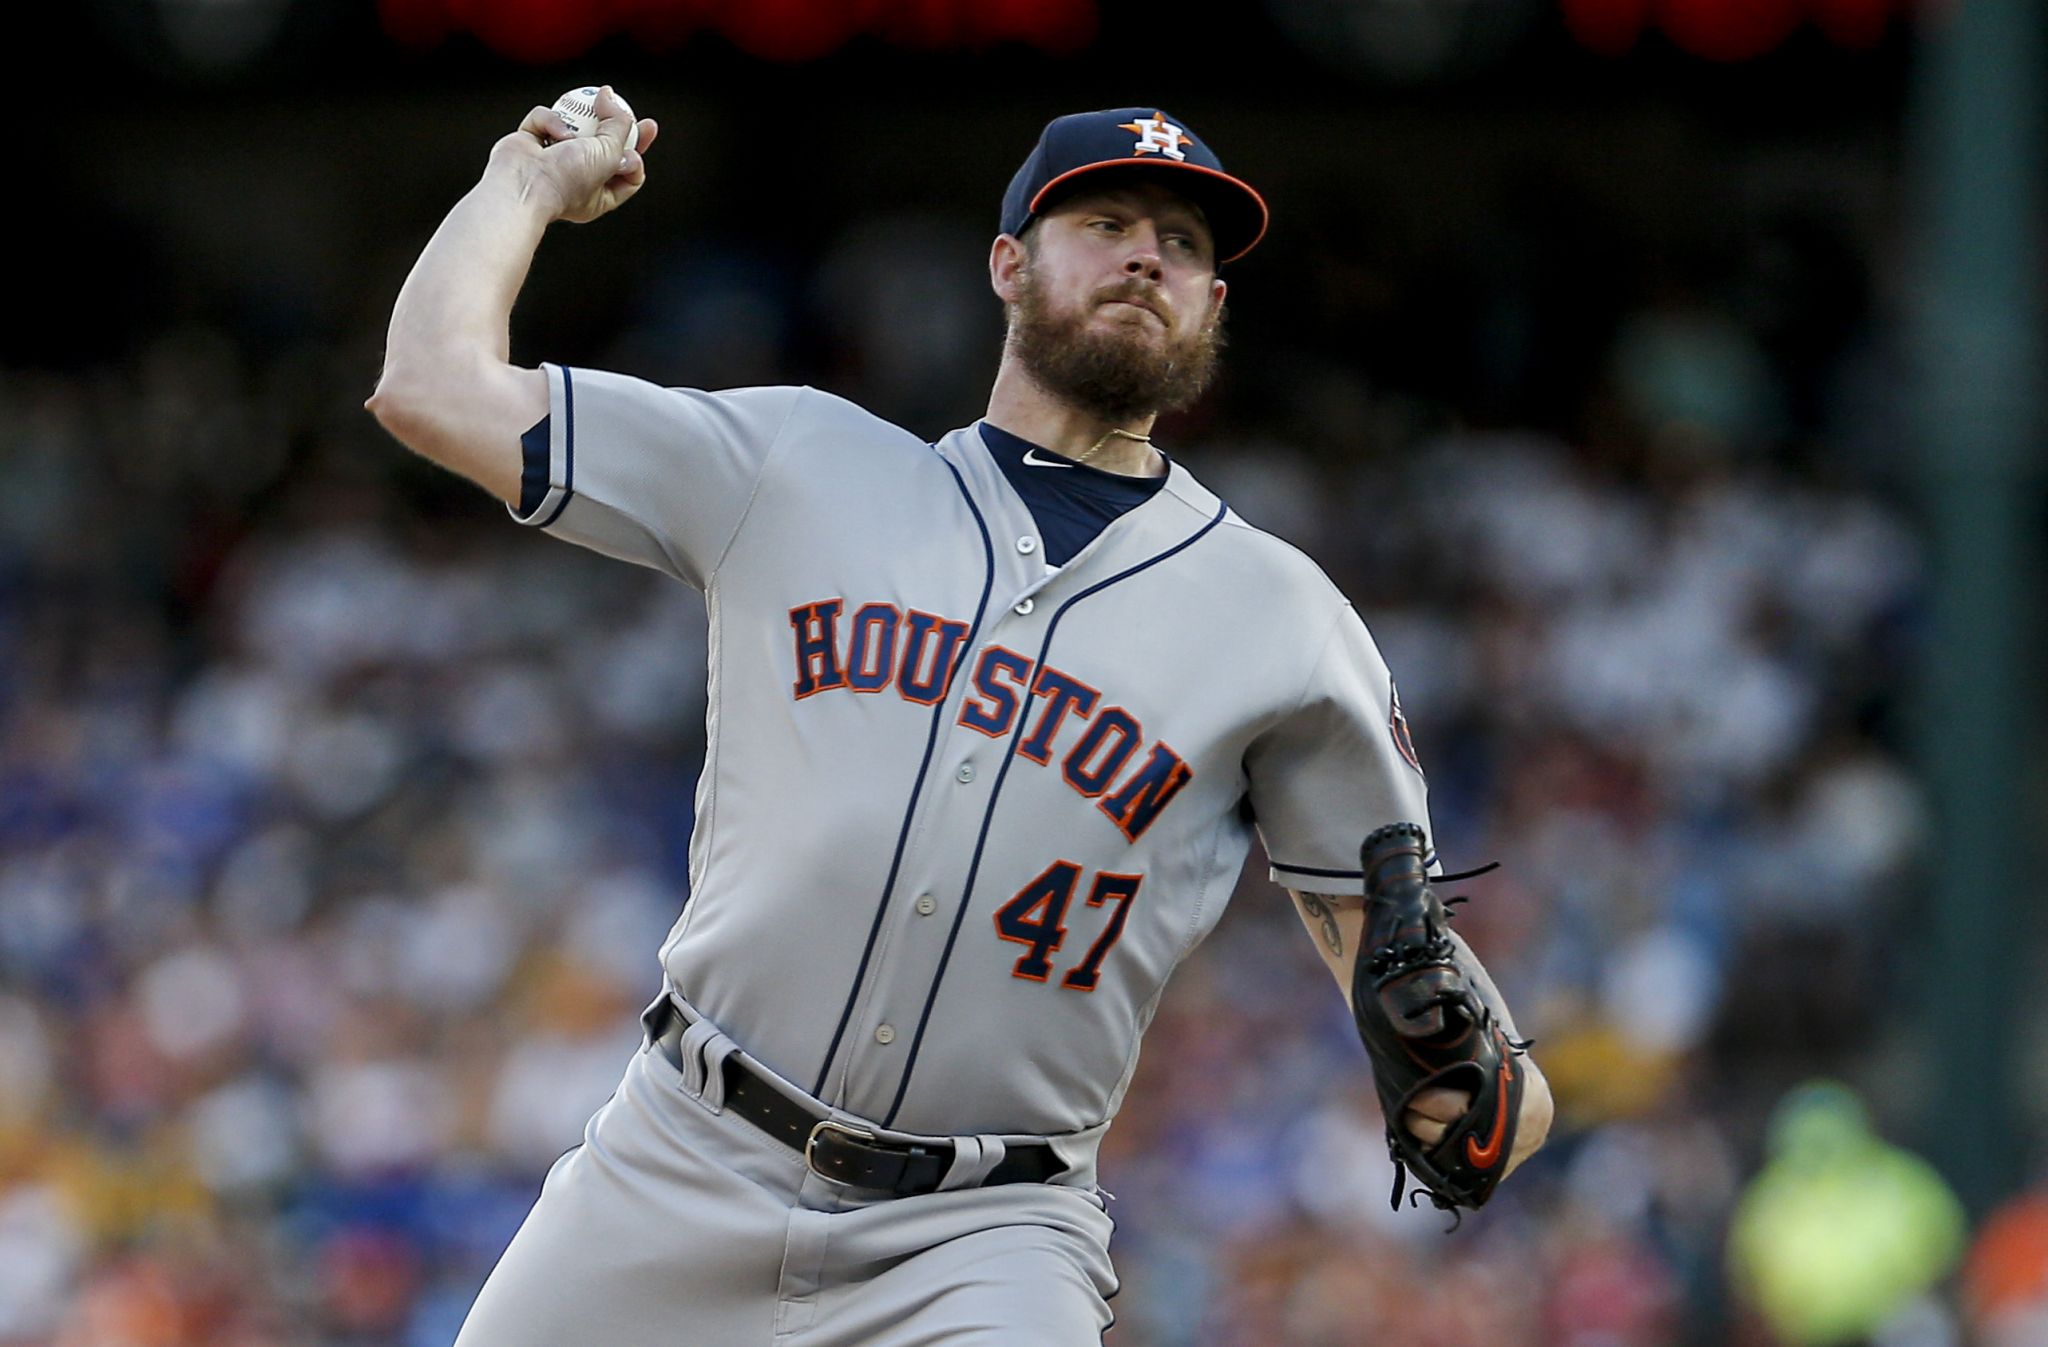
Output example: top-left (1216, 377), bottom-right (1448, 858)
top-left (1298, 892), bottom-right (1342, 957)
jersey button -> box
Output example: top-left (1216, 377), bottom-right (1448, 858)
top-left (955, 763), bottom-right (975, 783)
top-left (1013, 598), bottom-right (1035, 615)
top-left (915, 894), bottom-right (937, 916)
top-left (1016, 536), bottom-right (1038, 555)
top-left (874, 1025), bottom-right (896, 1045)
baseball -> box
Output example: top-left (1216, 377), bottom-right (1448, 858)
top-left (551, 84), bottom-right (636, 161)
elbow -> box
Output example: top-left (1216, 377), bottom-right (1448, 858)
top-left (361, 356), bottom-right (536, 507)
top-left (363, 371), bottom-right (398, 422)
top-left (365, 365), bottom-right (429, 443)
top-left (366, 360), bottom-right (475, 463)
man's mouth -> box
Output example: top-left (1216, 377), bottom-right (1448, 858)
top-left (1101, 297), bottom-right (1165, 323)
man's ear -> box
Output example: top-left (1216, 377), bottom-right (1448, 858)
top-left (1209, 275), bottom-right (1228, 320)
top-left (990, 233), bottom-right (1027, 304)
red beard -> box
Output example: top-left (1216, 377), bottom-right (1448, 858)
top-left (1008, 270), bottom-right (1225, 422)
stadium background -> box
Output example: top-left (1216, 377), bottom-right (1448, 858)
top-left (2, 0), bottom-right (2043, 1343)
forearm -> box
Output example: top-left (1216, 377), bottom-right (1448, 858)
top-left (1289, 891), bottom-right (1519, 1037)
top-left (1441, 924), bottom-right (1552, 1167)
top-left (1291, 889), bottom-right (1361, 987)
top-left (384, 164), bottom-right (553, 378)
top-left (1290, 887), bottom-right (1551, 1175)
top-left (1444, 928), bottom-right (1523, 1043)
top-left (368, 159), bottom-right (558, 502)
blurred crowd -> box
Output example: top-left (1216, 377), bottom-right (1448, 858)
top-left (3, 132), bottom-right (2045, 1347)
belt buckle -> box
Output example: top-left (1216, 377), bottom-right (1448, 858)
top-left (804, 1118), bottom-right (877, 1183)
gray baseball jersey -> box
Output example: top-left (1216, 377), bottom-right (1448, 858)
top-left (454, 364), bottom-right (1437, 1347)
top-left (514, 364), bottom-right (1432, 1140)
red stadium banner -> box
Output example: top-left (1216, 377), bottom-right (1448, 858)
top-left (377, 0), bottom-right (1099, 62)
top-left (1561, 0), bottom-right (1908, 59)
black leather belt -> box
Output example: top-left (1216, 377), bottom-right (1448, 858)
top-left (648, 999), bottom-right (1066, 1195)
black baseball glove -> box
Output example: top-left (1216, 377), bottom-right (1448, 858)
top-left (1352, 822), bottom-right (1528, 1221)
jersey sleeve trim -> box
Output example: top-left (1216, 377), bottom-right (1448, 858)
top-left (1269, 859), bottom-right (1365, 884)
top-left (515, 413), bottom-right (550, 517)
top-left (506, 363), bottom-right (576, 528)
top-left (1268, 848), bottom-right (1436, 890)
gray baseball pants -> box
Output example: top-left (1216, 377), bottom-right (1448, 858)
top-left (452, 1002), bottom-right (1119, 1346)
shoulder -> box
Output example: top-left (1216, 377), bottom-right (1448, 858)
top-left (778, 385), bottom-right (929, 452)
top-left (751, 387), bottom-right (971, 486)
top-left (1164, 471), bottom-right (1352, 618)
top-left (549, 368), bottom-right (813, 445)
top-left (581, 379), bottom-right (923, 455)
top-left (1223, 513), bottom-right (1347, 596)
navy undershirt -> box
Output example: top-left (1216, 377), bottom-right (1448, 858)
top-left (977, 422), bottom-right (1166, 567)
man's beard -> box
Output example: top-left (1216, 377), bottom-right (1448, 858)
top-left (1006, 268), bottom-right (1226, 423)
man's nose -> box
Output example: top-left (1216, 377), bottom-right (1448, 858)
top-left (1121, 229), bottom-right (1165, 282)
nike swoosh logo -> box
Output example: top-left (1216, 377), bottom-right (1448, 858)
top-left (1021, 449), bottom-right (1073, 469)
top-left (1463, 1048), bottom-right (1515, 1169)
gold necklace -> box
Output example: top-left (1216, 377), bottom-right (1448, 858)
top-left (1075, 427), bottom-right (1154, 471)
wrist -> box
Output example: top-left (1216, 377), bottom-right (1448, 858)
top-left (477, 150), bottom-right (570, 230)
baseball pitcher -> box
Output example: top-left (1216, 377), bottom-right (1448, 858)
top-left (367, 89), bottom-right (1553, 1345)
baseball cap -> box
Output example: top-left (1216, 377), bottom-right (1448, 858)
top-left (1001, 108), bottom-right (1269, 265)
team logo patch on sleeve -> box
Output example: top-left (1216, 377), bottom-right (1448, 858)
top-left (1389, 680), bottom-right (1423, 776)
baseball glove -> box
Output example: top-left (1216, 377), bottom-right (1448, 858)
top-left (1352, 822), bottom-right (1528, 1222)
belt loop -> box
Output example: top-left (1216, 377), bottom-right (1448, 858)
top-left (677, 1018), bottom-right (732, 1107)
top-left (640, 992), bottom-right (682, 1048)
top-left (937, 1135), bottom-right (1007, 1191)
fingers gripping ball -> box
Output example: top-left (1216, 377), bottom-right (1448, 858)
top-left (549, 85), bottom-right (636, 168)
top-left (1351, 822), bottom-right (1529, 1223)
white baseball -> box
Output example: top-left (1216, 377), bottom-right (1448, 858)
top-left (550, 85), bottom-right (637, 166)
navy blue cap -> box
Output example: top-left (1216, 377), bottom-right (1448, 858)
top-left (1001, 108), bottom-right (1269, 265)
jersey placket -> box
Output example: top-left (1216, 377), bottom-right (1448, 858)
top-left (817, 430), bottom-right (1220, 1128)
top-left (821, 501), bottom-right (1049, 1121)
top-left (840, 474), bottom-right (1227, 1131)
